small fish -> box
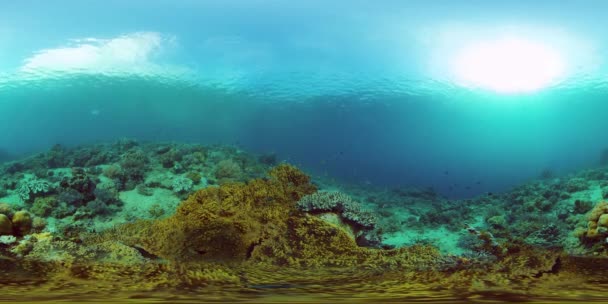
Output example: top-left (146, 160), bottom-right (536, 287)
top-left (443, 170), bottom-right (449, 175)
top-left (90, 109), bottom-right (100, 116)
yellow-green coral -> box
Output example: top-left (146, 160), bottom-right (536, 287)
top-left (0, 214), bottom-right (12, 235)
top-left (31, 196), bottom-right (57, 217)
top-left (12, 211), bottom-right (32, 236)
top-left (94, 164), bottom-right (443, 269)
top-left (0, 202), bottom-right (13, 218)
top-left (254, 214), bottom-right (441, 268)
top-left (99, 164), bottom-right (316, 262)
top-left (583, 201), bottom-right (608, 240)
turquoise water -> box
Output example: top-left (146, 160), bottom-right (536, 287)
top-left (4, 1), bottom-right (608, 302)
top-left (2, 1), bottom-right (608, 198)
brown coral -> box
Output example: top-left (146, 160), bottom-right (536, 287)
top-left (93, 164), bottom-right (442, 269)
top-left (0, 214), bottom-right (12, 235)
top-left (100, 164), bottom-right (316, 262)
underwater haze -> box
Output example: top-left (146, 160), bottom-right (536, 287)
top-left (2, 0), bottom-right (608, 198)
top-left (6, 1), bottom-right (608, 302)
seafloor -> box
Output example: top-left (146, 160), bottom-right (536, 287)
top-left (1, 139), bottom-right (608, 303)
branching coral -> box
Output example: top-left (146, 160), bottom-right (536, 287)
top-left (17, 178), bottom-right (52, 202)
top-left (171, 176), bottom-right (194, 193)
top-left (0, 235), bottom-right (16, 245)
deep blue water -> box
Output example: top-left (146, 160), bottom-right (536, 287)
top-left (2, 0), bottom-right (608, 198)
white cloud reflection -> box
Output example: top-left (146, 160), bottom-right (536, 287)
top-left (20, 32), bottom-right (174, 75)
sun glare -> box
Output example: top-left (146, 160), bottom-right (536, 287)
top-left (451, 37), bottom-right (565, 93)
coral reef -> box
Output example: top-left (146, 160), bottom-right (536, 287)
top-left (99, 164), bottom-right (316, 262)
top-left (3, 140), bottom-right (608, 258)
top-left (2, 141), bottom-right (608, 301)
top-left (0, 235), bottom-right (16, 245)
top-left (0, 203), bottom-right (42, 240)
top-left (17, 177), bottom-right (52, 202)
top-left (297, 191), bottom-right (380, 247)
top-left (171, 175), bottom-right (194, 193)
top-left (11, 211), bottom-right (32, 236)
top-left (576, 201), bottom-right (608, 250)
top-left (90, 165), bottom-right (445, 269)
top-left (214, 159), bottom-right (243, 182)
top-left (185, 171), bottom-right (202, 184)
top-left (0, 214), bottom-right (12, 235)
top-left (118, 149), bottom-right (149, 188)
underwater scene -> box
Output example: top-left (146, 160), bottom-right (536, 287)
top-left (3, 0), bottom-right (608, 302)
